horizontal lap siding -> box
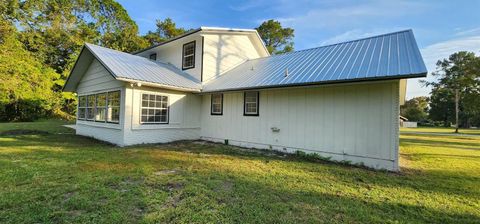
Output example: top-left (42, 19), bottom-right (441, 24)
top-left (200, 81), bottom-right (399, 170)
top-left (76, 59), bottom-right (123, 93)
top-left (75, 59), bottom-right (125, 145)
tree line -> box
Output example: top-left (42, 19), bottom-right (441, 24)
top-left (401, 52), bottom-right (480, 130)
top-left (0, 0), bottom-right (294, 121)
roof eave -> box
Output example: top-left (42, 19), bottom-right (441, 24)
top-left (201, 72), bottom-right (427, 93)
top-left (117, 77), bottom-right (201, 93)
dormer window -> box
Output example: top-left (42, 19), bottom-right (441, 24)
top-left (182, 41), bottom-right (195, 70)
top-left (149, 53), bottom-right (157, 60)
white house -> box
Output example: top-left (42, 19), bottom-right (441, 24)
top-left (63, 27), bottom-right (427, 171)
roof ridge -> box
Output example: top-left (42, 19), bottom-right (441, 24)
top-left (246, 29), bottom-right (413, 62)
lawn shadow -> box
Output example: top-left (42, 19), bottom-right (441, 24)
top-left (400, 135), bottom-right (480, 150)
top-left (137, 154), bottom-right (480, 223)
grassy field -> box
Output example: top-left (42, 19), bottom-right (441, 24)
top-left (0, 121), bottom-right (479, 223)
top-left (401, 126), bottom-right (480, 135)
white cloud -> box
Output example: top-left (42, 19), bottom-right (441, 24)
top-left (455, 27), bottom-right (480, 37)
top-left (406, 35), bottom-right (480, 99)
top-left (318, 28), bottom-right (408, 46)
top-left (277, 0), bottom-right (428, 29)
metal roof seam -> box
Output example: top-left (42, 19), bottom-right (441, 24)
top-left (338, 40), bottom-right (361, 80)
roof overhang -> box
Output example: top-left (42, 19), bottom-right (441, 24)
top-left (63, 46), bottom-right (100, 92)
top-left (118, 78), bottom-right (201, 92)
top-left (200, 73), bottom-right (426, 94)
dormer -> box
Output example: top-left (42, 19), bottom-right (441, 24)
top-left (134, 27), bottom-right (269, 83)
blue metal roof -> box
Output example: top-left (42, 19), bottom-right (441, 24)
top-left (202, 30), bottom-right (427, 92)
top-left (84, 43), bottom-right (201, 91)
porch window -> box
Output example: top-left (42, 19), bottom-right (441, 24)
top-left (107, 91), bottom-right (120, 123)
top-left (211, 94), bottom-right (223, 115)
top-left (78, 96), bottom-right (86, 120)
top-left (86, 95), bottom-right (95, 120)
top-left (95, 93), bottom-right (107, 122)
top-left (77, 91), bottom-right (120, 124)
top-left (244, 91), bottom-right (259, 116)
top-left (182, 41), bottom-right (195, 70)
top-left (141, 93), bottom-right (169, 124)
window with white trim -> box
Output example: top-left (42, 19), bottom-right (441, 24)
top-left (78, 96), bottom-right (86, 120)
top-left (86, 95), bottom-right (95, 120)
top-left (182, 41), bottom-right (195, 69)
top-left (141, 93), bottom-right (169, 124)
top-left (211, 94), bottom-right (223, 115)
top-left (107, 91), bottom-right (120, 123)
top-left (244, 91), bottom-right (259, 116)
top-left (95, 93), bottom-right (107, 122)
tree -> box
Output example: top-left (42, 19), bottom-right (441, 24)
top-left (255, 20), bottom-right (294, 54)
top-left (424, 51), bottom-right (480, 130)
top-left (143, 18), bottom-right (187, 45)
top-left (1, 0), bottom-right (148, 119)
top-left (428, 87), bottom-right (455, 127)
top-left (400, 97), bottom-right (429, 121)
top-left (0, 20), bottom-right (61, 121)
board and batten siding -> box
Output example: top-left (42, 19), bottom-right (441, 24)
top-left (122, 85), bottom-right (202, 145)
top-left (75, 59), bottom-right (125, 145)
top-left (202, 33), bottom-right (263, 82)
top-left (200, 80), bottom-right (400, 170)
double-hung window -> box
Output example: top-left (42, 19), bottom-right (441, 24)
top-left (86, 95), bottom-right (95, 120)
top-left (78, 96), bottom-right (86, 120)
top-left (141, 93), bottom-right (169, 124)
top-left (211, 94), bottom-right (223, 115)
top-left (95, 93), bottom-right (107, 122)
top-left (182, 41), bottom-right (195, 70)
top-left (244, 91), bottom-right (259, 116)
top-left (107, 91), bottom-right (120, 123)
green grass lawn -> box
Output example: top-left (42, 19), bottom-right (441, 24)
top-left (401, 126), bottom-right (480, 135)
top-left (0, 121), bottom-right (479, 223)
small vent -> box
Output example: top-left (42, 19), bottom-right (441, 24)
top-left (284, 68), bottom-right (289, 77)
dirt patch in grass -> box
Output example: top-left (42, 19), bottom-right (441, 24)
top-left (63, 191), bottom-right (77, 202)
top-left (154, 169), bottom-right (180, 175)
top-left (0, 129), bottom-right (50, 136)
top-left (164, 182), bottom-right (184, 192)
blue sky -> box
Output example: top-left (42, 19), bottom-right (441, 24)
top-left (118, 0), bottom-right (480, 98)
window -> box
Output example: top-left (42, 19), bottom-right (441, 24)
top-left (77, 90), bottom-right (120, 124)
top-left (78, 96), bottom-right (86, 120)
top-left (211, 94), bottom-right (223, 115)
top-left (86, 95), bottom-right (95, 120)
top-left (107, 91), bottom-right (120, 123)
top-left (182, 41), bottom-right (195, 70)
top-left (244, 91), bottom-right (259, 116)
top-left (149, 53), bottom-right (157, 60)
top-left (95, 93), bottom-right (107, 122)
top-left (141, 93), bottom-right (169, 124)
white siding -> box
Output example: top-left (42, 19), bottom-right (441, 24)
top-left (200, 81), bottom-right (400, 171)
top-left (76, 124), bottom-right (123, 145)
top-left (137, 35), bottom-right (203, 82)
top-left (76, 59), bottom-right (123, 93)
top-left (122, 85), bottom-right (202, 145)
top-left (75, 59), bottom-right (125, 145)
top-left (202, 34), bottom-right (262, 82)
